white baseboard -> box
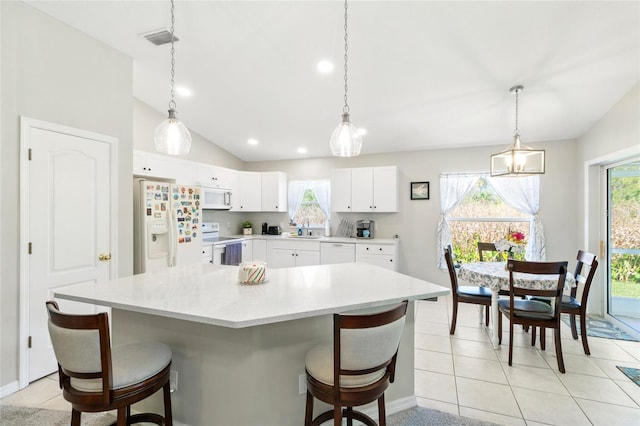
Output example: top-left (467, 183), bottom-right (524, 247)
top-left (0, 380), bottom-right (20, 398)
top-left (360, 395), bottom-right (417, 420)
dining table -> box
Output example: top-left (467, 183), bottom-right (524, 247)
top-left (457, 261), bottom-right (576, 348)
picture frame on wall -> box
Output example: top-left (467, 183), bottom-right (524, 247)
top-left (410, 181), bottom-right (430, 200)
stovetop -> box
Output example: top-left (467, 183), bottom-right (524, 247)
top-left (202, 236), bottom-right (242, 243)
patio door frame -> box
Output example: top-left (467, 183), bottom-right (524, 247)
top-left (604, 156), bottom-right (640, 321)
top-left (583, 145), bottom-right (639, 324)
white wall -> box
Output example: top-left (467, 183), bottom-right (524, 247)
top-left (133, 98), bottom-right (244, 170)
top-left (245, 139), bottom-right (579, 287)
top-left (577, 82), bottom-right (640, 315)
top-left (0, 2), bottom-right (132, 389)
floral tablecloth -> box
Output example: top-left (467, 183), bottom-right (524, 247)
top-left (457, 262), bottom-right (575, 292)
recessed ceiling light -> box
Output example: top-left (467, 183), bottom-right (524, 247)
top-left (355, 128), bottom-right (367, 136)
top-left (176, 86), bottom-right (192, 96)
top-left (247, 138), bottom-right (259, 146)
top-left (317, 60), bottom-right (334, 74)
top-left (297, 147), bottom-right (307, 154)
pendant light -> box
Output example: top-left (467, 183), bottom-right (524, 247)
top-left (490, 85), bottom-right (545, 176)
top-left (330, 0), bottom-right (363, 157)
top-left (154, 0), bottom-right (192, 156)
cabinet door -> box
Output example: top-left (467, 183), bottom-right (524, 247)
top-left (261, 172), bottom-right (287, 212)
top-left (133, 151), bottom-right (150, 176)
top-left (237, 171), bottom-right (262, 211)
top-left (269, 248), bottom-right (296, 268)
top-left (252, 239), bottom-right (267, 262)
top-left (350, 167), bottom-right (374, 212)
top-left (320, 243), bottom-right (355, 265)
top-left (295, 250), bottom-right (320, 267)
top-left (356, 254), bottom-right (396, 271)
top-left (372, 166), bottom-right (398, 212)
top-left (242, 240), bottom-right (253, 262)
top-left (196, 164), bottom-right (231, 189)
top-left (331, 168), bottom-right (352, 212)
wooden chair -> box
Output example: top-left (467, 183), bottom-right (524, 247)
top-left (46, 301), bottom-right (173, 426)
top-left (534, 251), bottom-right (599, 355)
top-left (445, 246), bottom-right (492, 334)
top-left (304, 300), bottom-right (408, 426)
top-left (478, 242), bottom-right (510, 297)
top-left (477, 242), bottom-right (505, 262)
top-left (498, 261), bottom-right (568, 373)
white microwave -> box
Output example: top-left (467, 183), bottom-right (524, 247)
top-left (201, 187), bottom-right (232, 210)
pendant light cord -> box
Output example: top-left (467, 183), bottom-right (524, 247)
top-left (343, 0), bottom-right (349, 115)
top-left (169, 0), bottom-right (177, 111)
top-left (514, 88), bottom-right (519, 135)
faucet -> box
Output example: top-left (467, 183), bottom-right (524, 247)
top-left (305, 218), bottom-right (312, 236)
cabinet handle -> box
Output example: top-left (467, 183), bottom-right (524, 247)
top-left (379, 248), bottom-right (382, 251)
top-left (366, 247), bottom-right (369, 251)
top-left (369, 205), bottom-right (373, 209)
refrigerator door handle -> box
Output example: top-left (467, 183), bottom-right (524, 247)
top-left (168, 206), bottom-right (177, 267)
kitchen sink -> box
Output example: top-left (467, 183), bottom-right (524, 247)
top-left (291, 235), bottom-right (322, 239)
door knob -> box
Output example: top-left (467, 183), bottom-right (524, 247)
top-left (98, 253), bottom-right (112, 261)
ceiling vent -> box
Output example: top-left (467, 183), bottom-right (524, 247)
top-left (140, 28), bottom-right (179, 46)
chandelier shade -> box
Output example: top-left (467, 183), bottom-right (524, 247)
top-left (490, 85), bottom-right (545, 177)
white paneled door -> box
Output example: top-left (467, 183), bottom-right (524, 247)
top-left (21, 118), bottom-right (117, 384)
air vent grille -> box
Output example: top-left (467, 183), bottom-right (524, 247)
top-left (141, 29), bottom-right (179, 46)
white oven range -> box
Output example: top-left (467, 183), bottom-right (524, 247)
top-left (202, 222), bottom-right (244, 265)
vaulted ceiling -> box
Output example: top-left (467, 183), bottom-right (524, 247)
top-left (27, 1), bottom-right (640, 161)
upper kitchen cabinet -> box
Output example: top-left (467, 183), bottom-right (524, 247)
top-left (261, 172), bottom-right (287, 212)
top-left (236, 171), bottom-right (262, 212)
top-left (195, 163), bottom-right (235, 189)
top-left (133, 150), bottom-right (195, 185)
top-left (331, 168), bottom-right (352, 212)
top-left (331, 166), bottom-right (398, 213)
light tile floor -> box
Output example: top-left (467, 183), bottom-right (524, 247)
top-left (2, 297), bottom-right (640, 425)
top-left (414, 297), bottom-right (640, 426)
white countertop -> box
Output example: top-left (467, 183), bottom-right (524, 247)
top-left (235, 234), bottom-right (398, 244)
top-left (54, 263), bottom-right (448, 328)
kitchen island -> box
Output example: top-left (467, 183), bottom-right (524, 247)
top-left (54, 262), bottom-right (449, 426)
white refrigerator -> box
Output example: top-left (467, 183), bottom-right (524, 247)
top-left (134, 179), bottom-right (202, 274)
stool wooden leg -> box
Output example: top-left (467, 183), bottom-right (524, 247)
top-left (163, 380), bottom-right (173, 426)
top-left (378, 394), bottom-right (387, 426)
top-left (304, 390), bottom-right (313, 426)
top-left (71, 409), bottom-right (81, 426)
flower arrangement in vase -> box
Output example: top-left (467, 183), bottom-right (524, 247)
top-left (495, 230), bottom-right (526, 259)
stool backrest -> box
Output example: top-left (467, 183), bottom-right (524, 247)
top-left (46, 301), bottom-right (112, 405)
top-left (334, 300), bottom-right (408, 384)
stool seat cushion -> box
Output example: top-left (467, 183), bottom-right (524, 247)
top-left (71, 342), bottom-right (172, 392)
top-left (305, 344), bottom-right (385, 388)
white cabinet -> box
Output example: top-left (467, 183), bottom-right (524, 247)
top-left (242, 239), bottom-right (253, 262)
top-left (356, 242), bottom-right (398, 271)
top-left (202, 245), bottom-right (213, 264)
top-left (261, 172), bottom-right (287, 212)
top-left (320, 242), bottom-right (355, 265)
top-left (133, 150), bottom-right (195, 184)
top-left (196, 163), bottom-right (235, 189)
top-left (331, 168), bottom-right (352, 212)
top-left (331, 166), bottom-right (398, 213)
top-left (267, 240), bottom-right (320, 269)
top-left (237, 171), bottom-right (262, 212)
top-left (351, 166), bottom-right (398, 212)
top-left (252, 239), bottom-right (267, 262)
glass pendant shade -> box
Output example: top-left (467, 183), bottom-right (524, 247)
top-left (154, 109), bottom-right (192, 156)
top-left (330, 113), bottom-right (363, 157)
top-left (490, 133), bottom-right (545, 176)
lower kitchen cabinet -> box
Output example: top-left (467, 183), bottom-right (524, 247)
top-left (320, 242), bottom-right (355, 264)
top-left (202, 245), bottom-right (213, 264)
top-left (356, 242), bottom-right (397, 271)
top-left (242, 239), bottom-right (253, 262)
top-left (252, 239), bottom-right (267, 262)
top-left (267, 240), bottom-right (320, 269)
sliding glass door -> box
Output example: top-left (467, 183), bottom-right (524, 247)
top-left (607, 159), bottom-right (640, 330)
